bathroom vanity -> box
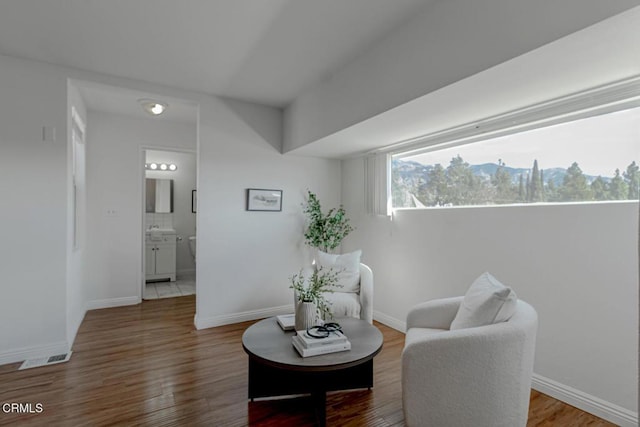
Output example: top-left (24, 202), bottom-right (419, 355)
top-left (145, 229), bottom-right (176, 282)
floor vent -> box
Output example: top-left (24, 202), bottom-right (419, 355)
top-left (19, 352), bottom-right (72, 370)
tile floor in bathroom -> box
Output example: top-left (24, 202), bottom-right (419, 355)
top-left (144, 275), bottom-right (195, 300)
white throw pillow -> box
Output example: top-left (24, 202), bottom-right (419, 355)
top-left (315, 250), bottom-right (361, 293)
top-left (450, 272), bottom-right (518, 330)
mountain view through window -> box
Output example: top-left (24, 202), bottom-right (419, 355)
top-left (392, 106), bottom-right (640, 208)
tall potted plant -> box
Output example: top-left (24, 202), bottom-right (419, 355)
top-left (302, 190), bottom-right (354, 253)
top-left (292, 191), bottom-right (353, 328)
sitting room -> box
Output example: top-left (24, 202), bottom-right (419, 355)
top-left (0, 1), bottom-right (638, 426)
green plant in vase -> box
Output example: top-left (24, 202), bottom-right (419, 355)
top-left (290, 266), bottom-right (342, 323)
top-left (302, 190), bottom-right (354, 253)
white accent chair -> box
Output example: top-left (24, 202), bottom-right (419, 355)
top-left (295, 263), bottom-right (373, 324)
top-left (324, 263), bottom-right (373, 324)
top-left (402, 296), bottom-right (538, 427)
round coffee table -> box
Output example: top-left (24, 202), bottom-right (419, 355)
top-left (242, 317), bottom-right (383, 426)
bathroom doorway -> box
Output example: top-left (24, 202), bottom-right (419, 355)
top-left (142, 148), bottom-right (197, 300)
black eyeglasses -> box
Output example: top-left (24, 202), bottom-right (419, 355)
top-left (306, 322), bottom-right (342, 339)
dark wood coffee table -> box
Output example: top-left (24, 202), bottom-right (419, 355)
top-left (242, 317), bottom-right (383, 426)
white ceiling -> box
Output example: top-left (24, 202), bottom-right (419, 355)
top-left (2, 1), bottom-right (636, 156)
top-left (0, 0), bottom-right (430, 108)
top-left (291, 17), bottom-right (640, 159)
top-left (77, 81), bottom-right (199, 124)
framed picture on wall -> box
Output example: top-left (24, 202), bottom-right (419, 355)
top-left (192, 190), bottom-right (197, 213)
top-left (246, 188), bottom-right (282, 211)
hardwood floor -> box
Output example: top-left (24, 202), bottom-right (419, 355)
top-left (0, 296), bottom-right (615, 426)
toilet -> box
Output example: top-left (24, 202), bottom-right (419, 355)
top-left (188, 236), bottom-right (196, 262)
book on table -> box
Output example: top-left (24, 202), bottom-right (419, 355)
top-left (295, 329), bottom-right (348, 348)
top-left (276, 314), bottom-right (295, 331)
top-left (292, 335), bottom-right (351, 357)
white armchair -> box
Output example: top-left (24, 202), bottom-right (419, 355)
top-left (402, 296), bottom-right (538, 427)
top-left (295, 263), bottom-right (373, 324)
top-left (323, 263), bottom-right (373, 324)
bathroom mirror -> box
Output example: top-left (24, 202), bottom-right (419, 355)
top-left (146, 178), bottom-right (174, 213)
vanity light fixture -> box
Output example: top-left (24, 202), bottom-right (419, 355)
top-left (145, 163), bottom-right (177, 171)
top-left (138, 99), bottom-right (168, 116)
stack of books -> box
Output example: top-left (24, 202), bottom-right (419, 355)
top-left (292, 330), bottom-right (351, 357)
top-left (276, 314), bottom-right (295, 331)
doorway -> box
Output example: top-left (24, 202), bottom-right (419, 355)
top-left (142, 148), bottom-right (197, 300)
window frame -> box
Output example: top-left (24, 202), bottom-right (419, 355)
top-left (383, 77), bottom-right (640, 211)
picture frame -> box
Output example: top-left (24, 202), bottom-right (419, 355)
top-left (192, 190), bottom-right (197, 213)
top-left (246, 188), bottom-right (283, 211)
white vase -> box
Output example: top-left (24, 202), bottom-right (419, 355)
top-left (295, 301), bottom-right (317, 331)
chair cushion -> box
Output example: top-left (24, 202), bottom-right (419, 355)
top-left (450, 272), bottom-right (518, 330)
top-left (323, 291), bottom-right (361, 319)
top-left (316, 250), bottom-right (361, 293)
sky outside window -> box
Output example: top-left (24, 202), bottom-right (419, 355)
top-left (405, 107), bottom-right (639, 177)
top-left (392, 106), bottom-right (640, 208)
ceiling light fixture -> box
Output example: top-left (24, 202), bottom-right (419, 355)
top-left (138, 99), bottom-right (168, 116)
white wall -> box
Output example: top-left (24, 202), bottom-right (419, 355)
top-left (85, 112), bottom-right (196, 305)
top-left (0, 55), bottom-right (69, 364)
top-left (342, 157), bottom-right (638, 424)
top-left (66, 81), bottom-right (89, 346)
top-left (146, 149), bottom-right (197, 275)
top-left (195, 98), bottom-right (342, 327)
top-left (284, 1), bottom-right (639, 152)
top-left (87, 102), bottom-right (342, 322)
top-left (0, 52), bottom-right (343, 364)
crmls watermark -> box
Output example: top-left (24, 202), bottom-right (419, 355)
top-left (2, 403), bottom-right (43, 414)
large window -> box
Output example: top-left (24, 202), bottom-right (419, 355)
top-left (392, 106), bottom-right (639, 208)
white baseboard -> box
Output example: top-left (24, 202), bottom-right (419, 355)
top-left (1, 297), bottom-right (138, 367)
top-left (532, 374), bottom-right (638, 427)
top-left (373, 310), bottom-right (406, 332)
top-left (85, 296), bottom-right (141, 311)
top-left (196, 307), bottom-right (406, 331)
top-left (194, 304), bottom-right (294, 330)
top-left (0, 341), bottom-right (70, 366)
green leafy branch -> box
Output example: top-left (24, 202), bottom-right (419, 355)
top-left (302, 191), bottom-right (354, 252)
top-left (290, 266), bottom-right (342, 319)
